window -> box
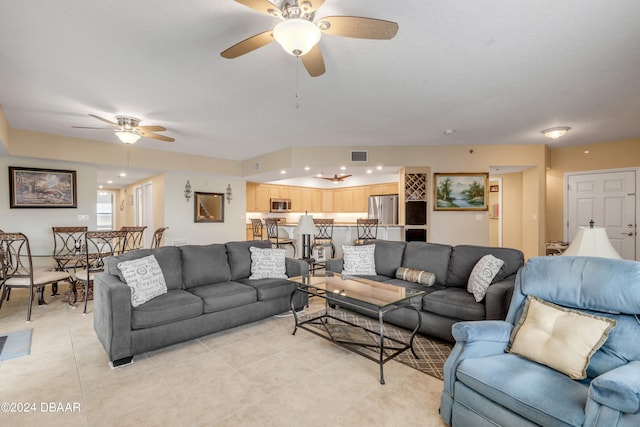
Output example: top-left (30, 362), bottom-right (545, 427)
top-left (97, 191), bottom-right (115, 230)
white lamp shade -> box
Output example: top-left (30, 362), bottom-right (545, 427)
top-left (115, 130), bottom-right (141, 144)
top-left (273, 18), bottom-right (321, 56)
top-left (563, 226), bottom-right (622, 259)
top-left (295, 214), bottom-right (316, 236)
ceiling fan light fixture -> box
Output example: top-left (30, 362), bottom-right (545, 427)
top-left (542, 126), bottom-right (570, 140)
top-left (115, 130), bottom-right (141, 144)
top-left (273, 18), bottom-right (321, 56)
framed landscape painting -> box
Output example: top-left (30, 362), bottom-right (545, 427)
top-left (9, 166), bottom-right (77, 208)
top-left (434, 173), bottom-right (488, 211)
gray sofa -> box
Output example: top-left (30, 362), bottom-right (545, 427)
top-left (325, 240), bottom-right (524, 342)
top-left (93, 240), bottom-right (308, 366)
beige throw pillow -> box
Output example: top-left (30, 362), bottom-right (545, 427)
top-left (506, 296), bottom-right (616, 380)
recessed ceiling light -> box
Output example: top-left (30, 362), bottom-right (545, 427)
top-left (98, 185), bottom-right (104, 189)
top-left (366, 169), bottom-right (372, 174)
top-left (107, 180), bottom-right (113, 184)
top-left (304, 166), bottom-right (310, 171)
top-left (376, 165), bottom-right (383, 170)
top-left (443, 129), bottom-right (455, 135)
top-left (119, 172), bottom-right (127, 177)
top-left (316, 172), bottom-right (323, 177)
top-left (541, 127), bottom-right (570, 139)
top-left (340, 166), bottom-right (346, 171)
top-left (280, 170), bottom-right (286, 174)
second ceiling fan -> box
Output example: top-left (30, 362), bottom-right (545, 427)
top-left (221, 0), bottom-right (399, 77)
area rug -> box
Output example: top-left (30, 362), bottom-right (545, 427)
top-left (0, 329), bottom-right (33, 361)
top-left (298, 309), bottom-right (452, 380)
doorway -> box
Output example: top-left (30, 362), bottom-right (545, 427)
top-left (566, 169), bottom-right (637, 260)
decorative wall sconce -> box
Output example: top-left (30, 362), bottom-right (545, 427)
top-left (184, 180), bottom-right (192, 202)
top-left (225, 184), bottom-right (233, 204)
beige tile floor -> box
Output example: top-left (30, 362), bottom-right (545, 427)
top-left (0, 285), bottom-right (447, 427)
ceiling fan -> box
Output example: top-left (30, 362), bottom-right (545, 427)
top-left (220, 0), bottom-right (399, 77)
top-left (317, 174), bottom-right (352, 183)
top-left (72, 114), bottom-right (175, 144)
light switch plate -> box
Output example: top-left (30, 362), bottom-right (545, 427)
top-left (77, 214), bottom-right (89, 221)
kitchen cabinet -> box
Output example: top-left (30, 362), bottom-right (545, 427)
top-left (246, 182), bottom-right (257, 212)
top-left (321, 190), bottom-right (333, 212)
top-left (254, 184), bottom-right (271, 212)
top-left (270, 185), bottom-right (290, 199)
top-left (311, 189), bottom-right (323, 212)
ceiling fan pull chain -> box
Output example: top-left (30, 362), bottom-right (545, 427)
top-left (295, 56), bottom-right (301, 109)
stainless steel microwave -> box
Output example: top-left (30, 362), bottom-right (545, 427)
top-left (270, 198), bottom-right (292, 212)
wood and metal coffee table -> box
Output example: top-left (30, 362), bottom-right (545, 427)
top-left (288, 272), bottom-right (425, 384)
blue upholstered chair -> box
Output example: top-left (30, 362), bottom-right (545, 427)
top-left (440, 256), bottom-right (640, 427)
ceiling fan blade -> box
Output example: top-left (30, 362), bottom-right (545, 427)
top-left (88, 114), bottom-right (118, 126)
top-left (71, 126), bottom-right (111, 129)
top-left (318, 16), bottom-right (399, 40)
top-left (220, 30), bottom-right (274, 59)
top-left (139, 131), bottom-right (175, 142)
top-left (301, 44), bottom-right (325, 77)
top-left (233, 0), bottom-right (282, 16)
top-left (137, 125), bottom-right (166, 132)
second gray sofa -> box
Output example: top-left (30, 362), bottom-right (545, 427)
top-left (325, 240), bottom-right (524, 342)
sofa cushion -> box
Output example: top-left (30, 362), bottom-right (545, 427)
top-left (106, 246), bottom-right (183, 290)
top-left (117, 254), bottom-right (168, 307)
top-left (239, 277), bottom-right (295, 300)
top-left (131, 289), bottom-right (203, 329)
top-left (226, 240), bottom-right (272, 280)
top-left (467, 254), bottom-right (504, 302)
top-left (423, 288), bottom-right (485, 321)
top-left (370, 240), bottom-right (406, 277)
top-left (188, 281), bottom-right (257, 313)
top-left (507, 296), bottom-right (616, 380)
top-left (401, 242), bottom-right (452, 285)
top-left (342, 244), bottom-right (376, 275)
top-left (456, 353), bottom-right (588, 427)
top-left (180, 244), bottom-right (231, 289)
top-left (249, 247), bottom-right (287, 279)
top-left (447, 245), bottom-right (524, 288)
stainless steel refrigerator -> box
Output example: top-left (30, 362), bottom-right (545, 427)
top-left (368, 194), bottom-right (399, 225)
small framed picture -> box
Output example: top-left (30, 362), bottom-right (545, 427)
top-left (315, 247), bottom-right (326, 262)
top-left (489, 185), bottom-right (500, 193)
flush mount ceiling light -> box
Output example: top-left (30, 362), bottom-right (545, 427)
top-left (542, 127), bottom-right (570, 140)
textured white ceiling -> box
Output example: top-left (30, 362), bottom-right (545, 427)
top-left (2, 0), bottom-right (640, 186)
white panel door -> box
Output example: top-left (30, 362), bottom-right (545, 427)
top-left (567, 170), bottom-right (636, 260)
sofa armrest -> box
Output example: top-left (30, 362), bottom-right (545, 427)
top-left (589, 361), bottom-right (640, 413)
top-left (484, 279), bottom-right (515, 320)
top-left (285, 258), bottom-right (309, 277)
top-left (325, 258), bottom-right (343, 273)
top-left (93, 272), bottom-right (133, 363)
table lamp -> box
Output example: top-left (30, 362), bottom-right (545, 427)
top-left (295, 213), bottom-right (316, 260)
top-left (563, 220), bottom-right (622, 259)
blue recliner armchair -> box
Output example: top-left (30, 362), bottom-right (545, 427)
top-left (440, 256), bottom-right (640, 426)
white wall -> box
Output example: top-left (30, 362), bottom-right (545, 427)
top-left (163, 172), bottom-right (246, 245)
top-left (0, 155), bottom-right (97, 255)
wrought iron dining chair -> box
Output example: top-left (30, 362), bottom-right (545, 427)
top-left (151, 227), bottom-right (169, 248)
top-left (250, 219), bottom-right (264, 240)
top-left (264, 218), bottom-right (296, 257)
top-left (354, 218), bottom-right (379, 245)
top-left (0, 232), bottom-right (72, 322)
top-left (72, 230), bottom-right (126, 314)
top-left (311, 218), bottom-right (335, 258)
top-left (51, 226), bottom-right (88, 298)
top-left (120, 226), bottom-right (147, 252)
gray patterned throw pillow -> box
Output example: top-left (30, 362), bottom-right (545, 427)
top-left (249, 247), bottom-right (288, 279)
top-left (467, 254), bottom-right (504, 302)
top-left (118, 254), bottom-right (168, 307)
top-left (342, 244), bottom-right (376, 275)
